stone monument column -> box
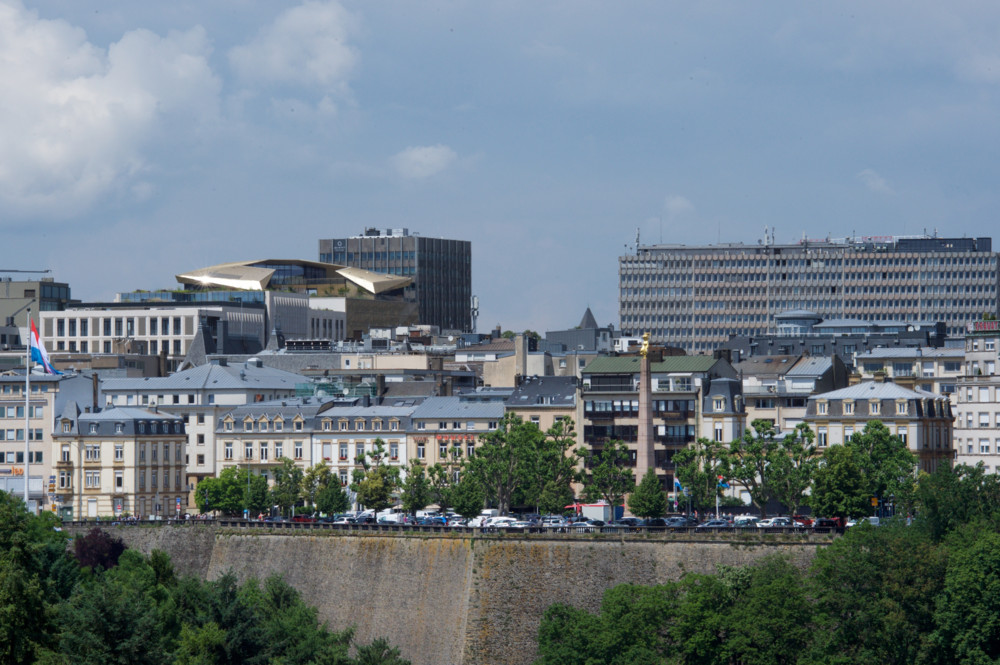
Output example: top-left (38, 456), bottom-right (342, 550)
top-left (635, 333), bottom-right (656, 484)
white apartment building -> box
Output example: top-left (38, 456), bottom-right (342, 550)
top-left (954, 321), bottom-right (1000, 470)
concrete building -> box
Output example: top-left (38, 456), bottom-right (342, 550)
top-left (578, 354), bottom-right (742, 490)
top-left (854, 347), bottom-right (965, 402)
top-left (53, 406), bottom-right (187, 520)
top-left (805, 380), bottom-right (954, 473)
top-left (621, 233), bottom-right (998, 353)
top-left (410, 396), bottom-right (504, 468)
top-left (0, 277), bottom-right (73, 333)
top-left (953, 320), bottom-right (1000, 471)
top-left (0, 372), bottom-right (96, 514)
top-left (319, 229), bottom-right (472, 333)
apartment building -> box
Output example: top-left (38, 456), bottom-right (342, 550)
top-left (805, 380), bottom-right (954, 473)
top-left (953, 321), bottom-right (1000, 470)
top-left (53, 406), bottom-right (187, 519)
top-left (854, 347), bottom-right (965, 403)
top-left (620, 234), bottom-right (998, 353)
top-left (736, 355), bottom-right (849, 432)
top-left (578, 355), bottom-right (742, 489)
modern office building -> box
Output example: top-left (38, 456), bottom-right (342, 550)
top-left (620, 233), bottom-right (998, 354)
top-left (319, 229), bottom-right (472, 333)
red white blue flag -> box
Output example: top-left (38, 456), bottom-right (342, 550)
top-left (29, 319), bottom-right (60, 374)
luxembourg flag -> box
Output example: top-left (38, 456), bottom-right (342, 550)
top-left (29, 319), bottom-right (60, 375)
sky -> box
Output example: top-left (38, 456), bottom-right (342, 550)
top-left (4, 1), bottom-right (1000, 334)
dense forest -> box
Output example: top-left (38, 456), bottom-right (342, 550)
top-left (535, 463), bottom-right (1000, 665)
top-left (0, 492), bottom-right (408, 665)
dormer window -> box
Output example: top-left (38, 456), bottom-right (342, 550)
top-left (322, 419), bottom-right (332, 432)
top-left (274, 419), bottom-right (283, 432)
top-left (115, 422), bottom-right (124, 434)
top-left (869, 401), bottom-right (880, 416)
top-left (244, 419), bottom-right (253, 432)
top-left (896, 401), bottom-right (908, 415)
top-left (713, 397), bottom-right (726, 412)
top-left (339, 419), bottom-right (348, 431)
top-left (259, 419), bottom-right (268, 433)
top-left (356, 419), bottom-right (366, 431)
top-left (843, 401), bottom-right (854, 415)
top-left (138, 422), bottom-right (146, 434)
top-left (817, 401), bottom-right (828, 415)
top-left (89, 423), bottom-right (98, 434)
top-left (62, 422), bottom-right (72, 433)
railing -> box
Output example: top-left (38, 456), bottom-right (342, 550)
top-left (60, 519), bottom-right (843, 537)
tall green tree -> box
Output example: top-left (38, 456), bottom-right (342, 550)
top-left (628, 469), bottom-right (668, 519)
top-left (673, 437), bottom-right (729, 513)
top-left (301, 461), bottom-right (334, 510)
top-left (808, 443), bottom-right (871, 519)
top-left (270, 458), bottom-right (305, 517)
top-left (579, 440), bottom-right (635, 519)
top-left (725, 419), bottom-right (783, 518)
top-left (195, 467), bottom-right (268, 517)
top-left (769, 423), bottom-right (818, 516)
top-left (462, 413), bottom-right (542, 515)
top-left (914, 463), bottom-right (1000, 541)
top-left (351, 439), bottom-right (400, 514)
top-left (427, 445), bottom-right (463, 513)
top-left (851, 420), bottom-right (918, 516)
top-left (400, 460), bottom-right (432, 516)
top-left (315, 482), bottom-right (351, 516)
top-left (932, 530), bottom-right (1000, 665)
top-left (533, 418), bottom-right (582, 515)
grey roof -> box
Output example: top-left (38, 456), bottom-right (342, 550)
top-left (775, 309), bottom-right (820, 319)
top-left (812, 381), bottom-right (940, 401)
top-left (812, 318), bottom-right (873, 328)
top-left (224, 396), bottom-right (336, 420)
top-left (102, 361), bottom-right (306, 392)
top-left (67, 406), bottom-right (186, 437)
top-left (855, 347), bottom-right (964, 360)
top-left (411, 396), bottom-right (505, 420)
top-left (579, 307), bottom-right (599, 330)
top-left (734, 355), bottom-right (801, 376)
top-left (85, 406), bottom-right (183, 421)
top-left (786, 357), bottom-right (833, 376)
top-left (506, 376), bottom-right (577, 408)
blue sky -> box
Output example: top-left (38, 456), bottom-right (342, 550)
top-left (5, 1), bottom-right (1000, 333)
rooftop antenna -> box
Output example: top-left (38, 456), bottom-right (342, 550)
top-left (635, 227), bottom-right (640, 254)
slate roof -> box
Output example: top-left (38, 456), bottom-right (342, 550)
top-left (579, 307), bottom-right (599, 330)
top-left (102, 361), bottom-right (305, 392)
top-left (812, 381), bottom-right (940, 401)
top-left (411, 396), bottom-right (505, 420)
top-left (68, 406), bottom-right (186, 437)
top-left (506, 376), bottom-right (577, 408)
top-left (786, 357), bottom-right (834, 376)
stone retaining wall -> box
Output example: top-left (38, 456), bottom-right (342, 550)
top-left (68, 525), bottom-right (825, 665)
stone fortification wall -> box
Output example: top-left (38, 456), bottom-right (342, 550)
top-left (67, 525), bottom-right (824, 665)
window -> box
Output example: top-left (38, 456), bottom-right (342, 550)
top-left (467, 442), bottom-right (475, 457)
top-left (390, 420), bottom-right (399, 431)
top-left (390, 442), bottom-right (398, 459)
top-left (417, 444), bottom-right (425, 459)
top-left (274, 420), bottom-right (283, 432)
top-left (85, 444), bottom-right (100, 461)
top-left (843, 401), bottom-right (854, 415)
top-left (259, 420), bottom-right (268, 433)
top-left (817, 402), bottom-right (828, 415)
top-left (981, 439), bottom-right (991, 454)
top-left (981, 413), bottom-right (990, 428)
top-left (139, 444), bottom-right (146, 462)
top-left (323, 420), bottom-right (332, 432)
top-left (151, 445), bottom-right (158, 462)
top-left (114, 443), bottom-right (123, 461)
top-left (61, 444), bottom-right (70, 462)
top-left (439, 442), bottom-right (448, 457)
top-left (225, 421), bottom-right (233, 432)
top-left (897, 401), bottom-right (908, 415)
top-left (844, 425), bottom-right (854, 441)
top-left (244, 442), bottom-right (253, 460)
top-left (115, 470), bottom-right (123, 490)
top-left (197, 454), bottom-right (205, 466)
top-left (151, 470), bottom-right (158, 488)
top-left (339, 420), bottom-right (348, 431)
top-left (224, 442), bottom-right (233, 460)
top-left (817, 426), bottom-right (828, 447)
top-left (85, 470), bottom-right (100, 488)
top-left (294, 421), bottom-right (303, 432)
top-left (714, 423), bottom-right (724, 442)
top-left (372, 419), bottom-right (382, 431)
top-left (356, 420), bottom-right (365, 431)
top-left (260, 443), bottom-right (269, 462)
top-left (244, 420), bottom-right (252, 432)
top-left (275, 442), bottom-right (283, 458)
top-left (416, 422), bottom-right (425, 430)
top-left (197, 413), bottom-right (205, 425)
top-left (870, 401), bottom-right (880, 416)
top-left (197, 433), bottom-right (205, 445)
top-left (355, 443), bottom-right (364, 460)
top-left (58, 471), bottom-right (71, 488)
top-left (897, 427), bottom-right (908, 446)
top-left (339, 470), bottom-right (348, 486)
top-left (713, 398), bottom-right (726, 412)
top-left (339, 443), bottom-right (348, 460)
top-left (294, 442), bottom-right (303, 460)
top-left (488, 421), bottom-right (498, 430)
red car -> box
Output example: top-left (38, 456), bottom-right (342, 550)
top-left (792, 515), bottom-right (813, 527)
top-left (291, 515), bottom-right (316, 523)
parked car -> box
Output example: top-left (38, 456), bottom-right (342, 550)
top-left (696, 519), bottom-right (733, 530)
top-left (733, 515), bottom-right (759, 528)
top-left (812, 517), bottom-right (841, 530)
top-left (643, 518), bottom-right (669, 528)
top-left (291, 515), bottom-right (316, 523)
top-left (757, 516), bottom-right (796, 528)
top-left (792, 515), bottom-right (814, 527)
top-left (569, 519), bottom-right (605, 532)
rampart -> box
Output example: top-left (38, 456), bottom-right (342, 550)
top-left (68, 523), bottom-right (827, 665)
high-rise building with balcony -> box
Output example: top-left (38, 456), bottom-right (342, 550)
top-left (619, 234), bottom-right (998, 354)
top-left (319, 229), bottom-right (472, 333)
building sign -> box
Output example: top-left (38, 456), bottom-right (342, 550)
top-left (969, 320), bottom-right (1000, 333)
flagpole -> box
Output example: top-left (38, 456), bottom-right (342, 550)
top-left (24, 308), bottom-right (30, 508)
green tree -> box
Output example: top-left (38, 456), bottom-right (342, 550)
top-left (351, 439), bottom-right (400, 514)
top-left (673, 437), bottom-right (729, 513)
top-left (579, 440), bottom-right (635, 519)
top-left (725, 420), bottom-right (782, 518)
top-left (913, 463), bottom-right (1000, 542)
top-left (400, 460), bottom-right (432, 516)
top-left (932, 530), bottom-right (1000, 665)
top-left (315, 481), bottom-right (351, 516)
top-left (533, 418), bottom-right (581, 515)
top-left (270, 458), bottom-right (305, 517)
top-left (462, 413), bottom-right (542, 515)
top-left (301, 461), bottom-right (334, 511)
top-left (808, 443), bottom-right (871, 519)
top-left (194, 467), bottom-right (267, 517)
top-left (851, 420), bottom-right (918, 517)
top-left (769, 423), bottom-right (818, 516)
top-left (427, 444), bottom-right (463, 513)
top-left (449, 473), bottom-right (486, 519)
top-left (628, 469), bottom-right (668, 519)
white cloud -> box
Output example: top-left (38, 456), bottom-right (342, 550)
top-left (390, 145), bottom-right (458, 179)
top-left (857, 168), bottom-right (894, 194)
top-left (0, 1), bottom-right (219, 217)
top-left (664, 195), bottom-right (695, 217)
top-left (228, 1), bottom-right (359, 93)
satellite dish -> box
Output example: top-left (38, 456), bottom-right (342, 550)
top-left (448, 335), bottom-right (455, 342)
top-left (342, 388), bottom-right (350, 396)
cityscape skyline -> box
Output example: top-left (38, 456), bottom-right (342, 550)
top-left (5, 1), bottom-right (1000, 333)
